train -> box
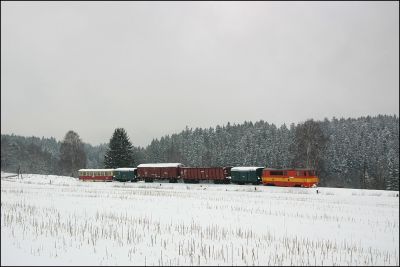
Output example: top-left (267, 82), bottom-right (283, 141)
top-left (78, 163), bottom-right (319, 187)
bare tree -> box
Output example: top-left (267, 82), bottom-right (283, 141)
top-left (292, 119), bottom-right (328, 171)
top-left (59, 130), bottom-right (86, 177)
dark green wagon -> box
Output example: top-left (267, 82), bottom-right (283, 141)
top-left (113, 168), bottom-right (137, 182)
top-left (230, 167), bottom-right (264, 185)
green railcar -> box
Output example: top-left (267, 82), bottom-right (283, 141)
top-left (113, 168), bottom-right (137, 182)
top-left (231, 167), bottom-right (264, 185)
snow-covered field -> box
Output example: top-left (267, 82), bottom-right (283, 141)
top-left (1, 172), bottom-right (399, 266)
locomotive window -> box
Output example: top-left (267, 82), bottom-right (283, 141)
top-left (270, 171), bottom-right (284, 176)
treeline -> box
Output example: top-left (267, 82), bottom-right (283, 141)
top-left (1, 115), bottom-right (399, 190)
top-left (142, 115), bottom-right (399, 190)
top-left (1, 134), bottom-right (108, 175)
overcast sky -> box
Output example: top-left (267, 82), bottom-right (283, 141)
top-left (1, 2), bottom-right (399, 147)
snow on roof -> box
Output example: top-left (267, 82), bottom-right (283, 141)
top-left (137, 163), bottom-right (183, 168)
top-left (114, 168), bottom-right (137, 171)
top-left (231, 167), bottom-right (264, 171)
top-left (264, 168), bottom-right (316, 171)
top-left (78, 169), bottom-right (114, 172)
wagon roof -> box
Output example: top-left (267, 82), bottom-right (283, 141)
top-left (137, 163), bottom-right (183, 168)
top-left (264, 168), bottom-right (316, 171)
top-left (114, 168), bottom-right (137, 171)
top-left (231, 167), bottom-right (264, 171)
top-left (78, 169), bottom-right (114, 172)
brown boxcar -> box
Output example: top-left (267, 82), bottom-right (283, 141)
top-left (181, 167), bottom-right (231, 184)
top-left (137, 163), bottom-right (183, 183)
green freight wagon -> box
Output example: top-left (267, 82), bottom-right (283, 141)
top-left (230, 167), bottom-right (264, 185)
top-left (113, 168), bottom-right (137, 182)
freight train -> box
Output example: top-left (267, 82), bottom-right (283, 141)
top-left (78, 163), bottom-right (319, 187)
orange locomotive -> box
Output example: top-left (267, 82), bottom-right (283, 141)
top-left (261, 168), bottom-right (319, 188)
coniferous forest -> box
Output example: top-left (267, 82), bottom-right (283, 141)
top-left (1, 115), bottom-right (398, 190)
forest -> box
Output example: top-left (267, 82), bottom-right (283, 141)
top-left (1, 115), bottom-right (398, 190)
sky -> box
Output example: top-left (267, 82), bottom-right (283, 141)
top-left (1, 2), bottom-right (399, 147)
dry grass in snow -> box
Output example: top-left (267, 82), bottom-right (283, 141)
top-left (1, 172), bottom-right (399, 266)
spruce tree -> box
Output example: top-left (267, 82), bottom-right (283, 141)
top-left (104, 128), bottom-right (134, 168)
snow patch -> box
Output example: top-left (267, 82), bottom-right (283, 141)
top-left (231, 167), bottom-right (264, 171)
top-left (137, 163), bottom-right (183, 167)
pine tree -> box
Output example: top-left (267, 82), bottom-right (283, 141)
top-left (104, 128), bottom-right (134, 168)
top-left (59, 130), bottom-right (86, 177)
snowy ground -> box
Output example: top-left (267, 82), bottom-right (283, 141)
top-left (1, 172), bottom-right (399, 266)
